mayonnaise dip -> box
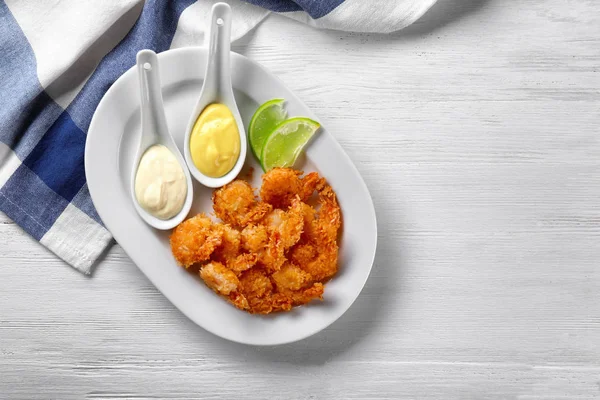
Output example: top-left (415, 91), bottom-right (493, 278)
top-left (134, 144), bottom-right (187, 220)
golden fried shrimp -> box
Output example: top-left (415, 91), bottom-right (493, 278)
top-left (213, 180), bottom-right (272, 227)
top-left (260, 168), bottom-right (324, 208)
top-left (295, 199), bottom-right (317, 240)
top-left (228, 292), bottom-right (249, 310)
top-left (227, 253), bottom-right (258, 274)
top-left (241, 224), bottom-right (286, 272)
top-left (262, 197), bottom-right (304, 249)
top-left (268, 282), bottom-right (324, 311)
top-left (294, 182), bottom-right (341, 245)
top-left (260, 168), bottom-right (301, 208)
top-left (236, 268), bottom-right (277, 314)
top-left (314, 184), bottom-right (342, 243)
top-left (214, 225), bottom-right (240, 259)
top-left (170, 214), bottom-right (223, 267)
top-left (240, 224), bottom-right (268, 253)
top-left (293, 242), bottom-right (338, 282)
top-left (289, 242), bottom-right (317, 265)
top-left (289, 183), bottom-right (341, 282)
top-left (300, 172), bottom-right (325, 200)
top-left (260, 243), bottom-right (286, 273)
top-left (271, 263), bottom-right (312, 291)
top-left (200, 262), bottom-right (240, 295)
top-left (171, 169), bottom-right (341, 314)
top-left (239, 268), bottom-right (273, 299)
top-left (211, 225), bottom-right (257, 274)
top-left (286, 282), bottom-right (324, 305)
top-left (234, 268), bottom-right (307, 314)
top-left (233, 264), bottom-right (323, 314)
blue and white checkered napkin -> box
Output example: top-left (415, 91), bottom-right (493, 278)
top-left (0, 0), bottom-right (435, 274)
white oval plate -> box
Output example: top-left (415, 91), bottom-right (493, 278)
top-left (86, 47), bottom-right (377, 345)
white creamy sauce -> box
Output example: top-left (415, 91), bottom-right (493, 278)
top-left (134, 144), bottom-right (186, 220)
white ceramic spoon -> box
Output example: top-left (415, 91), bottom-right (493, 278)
top-left (183, 2), bottom-right (247, 188)
top-left (130, 49), bottom-right (194, 230)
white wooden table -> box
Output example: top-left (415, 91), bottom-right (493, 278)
top-left (2, 1), bottom-right (600, 398)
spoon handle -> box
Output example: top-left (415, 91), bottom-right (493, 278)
top-left (204, 2), bottom-right (233, 98)
top-left (136, 50), bottom-right (168, 146)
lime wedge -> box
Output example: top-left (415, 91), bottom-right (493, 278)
top-left (248, 98), bottom-right (287, 160)
top-left (260, 117), bottom-right (320, 171)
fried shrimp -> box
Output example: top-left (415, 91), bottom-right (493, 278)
top-left (200, 261), bottom-right (240, 295)
top-left (227, 253), bottom-right (258, 274)
top-left (241, 223), bottom-right (286, 272)
top-left (263, 197), bottom-right (305, 249)
top-left (236, 197), bottom-right (306, 274)
top-left (214, 225), bottom-right (240, 260)
top-left (211, 225), bottom-right (257, 273)
top-left (260, 168), bottom-right (324, 208)
top-left (314, 184), bottom-right (342, 243)
top-left (271, 262), bottom-right (312, 291)
top-left (170, 214), bottom-right (223, 268)
top-left (237, 268), bottom-right (282, 314)
top-left (290, 183), bottom-right (342, 281)
top-left (240, 224), bottom-right (268, 253)
top-left (171, 168), bottom-right (342, 314)
top-left (213, 180), bottom-right (272, 227)
top-left (237, 198), bottom-right (305, 273)
top-left (234, 266), bottom-right (323, 314)
top-left (291, 241), bottom-right (338, 282)
top-left (285, 282), bottom-right (325, 306)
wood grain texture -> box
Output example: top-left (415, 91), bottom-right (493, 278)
top-left (1, 0), bottom-right (600, 398)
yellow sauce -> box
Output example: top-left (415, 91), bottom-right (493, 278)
top-left (189, 103), bottom-right (240, 178)
top-left (134, 144), bottom-right (187, 220)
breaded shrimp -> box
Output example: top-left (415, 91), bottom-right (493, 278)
top-left (285, 282), bottom-right (324, 305)
top-left (260, 168), bottom-right (301, 208)
top-left (262, 197), bottom-right (305, 249)
top-left (213, 180), bottom-right (272, 228)
top-left (241, 224), bottom-right (285, 272)
top-left (200, 262), bottom-right (240, 295)
top-left (271, 262), bottom-right (312, 291)
top-left (234, 265), bottom-right (323, 314)
top-left (236, 197), bottom-right (305, 274)
top-left (260, 168), bottom-right (324, 208)
top-left (266, 282), bottom-right (324, 312)
top-left (240, 224), bottom-right (268, 253)
top-left (237, 268), bottom-right (278, 314)
top-left (170, 214), bottom-right (223, 267)
top-left (228, 292), bottom-right (249, 310)
top-left (227, 253), bottom-right (258, 274)
top-left (234, 268), bottom-right (296, 314)
top-left (214, 225), bottom-right (241, 260)
top-left (239, 268), bottom-right (273, 299)
top-left (171, 169), bottom-right (341, 314)
top-left (290, 183), bottom-right (341, 281)
top-left (291, 241), bottom-right (338, 282)
top-left (208, 224), bottom-right (259, 274)
top-left (314, 184), bottom-right (342, 243)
